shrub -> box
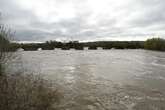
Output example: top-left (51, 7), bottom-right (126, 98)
top-left (0, 73), bottom-right (62, 110)
top-left (0, 15), bottom-right (62, 110)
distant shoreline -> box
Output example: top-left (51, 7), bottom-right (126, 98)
top-left (11, 41), bottom-right (144, 51)
top-left (9, 38), bottom-right (165, 52)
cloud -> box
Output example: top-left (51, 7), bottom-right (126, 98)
top-left (0, 0), bottom-right (165, 42)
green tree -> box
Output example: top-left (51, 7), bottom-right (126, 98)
top-left (144, 38), bottom-right (165, 51)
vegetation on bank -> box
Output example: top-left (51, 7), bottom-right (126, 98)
top-left (10, 38), bottom-right (165, 51)
top-left (10, 41), bottom-right (144, 51)
top-left (0, 19), bottom-right (62, 110)
top-left (144, 38), bottom-right (165, 51)
top-left (0, 25), bottom-right (11, 75)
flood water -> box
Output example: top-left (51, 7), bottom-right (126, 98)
top-left (11, 49), bottom-right (165, 110)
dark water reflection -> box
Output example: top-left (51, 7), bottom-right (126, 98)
top-left (11, 49), bottom-right (165, 110)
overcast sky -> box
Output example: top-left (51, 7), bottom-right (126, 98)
top-left (0, 0), bottom-right (165, 42)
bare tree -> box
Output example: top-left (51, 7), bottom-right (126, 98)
top-left (0, 13), bottom-right (62, 110)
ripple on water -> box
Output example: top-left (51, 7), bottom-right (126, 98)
top-left (13, 50), bottom-right (165, 110)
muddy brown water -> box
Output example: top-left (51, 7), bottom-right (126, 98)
top-left (9, 49), bottom-right (165, 110)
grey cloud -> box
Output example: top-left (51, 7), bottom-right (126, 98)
top-left (128, 0), bottom-right (165, 27)
top-left (15, 29), bottom-right (50, 41)
top-left (1, 0), bottom-right (165, 42)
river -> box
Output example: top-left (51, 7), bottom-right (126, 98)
top-left (10, 49), bottom-right (165, 110)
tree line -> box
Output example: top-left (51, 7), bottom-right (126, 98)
top-left (8, 38), bottom-right (165, 51)
top-left (9, 40), bottom-right (144, 51)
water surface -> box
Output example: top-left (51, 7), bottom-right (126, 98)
top-left (12, 49), bottom-right (165, 110)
